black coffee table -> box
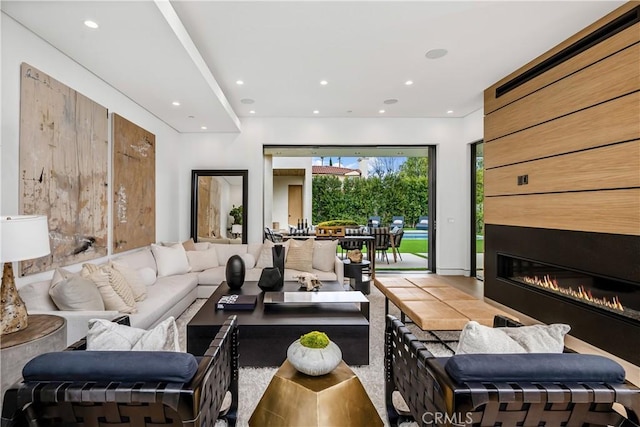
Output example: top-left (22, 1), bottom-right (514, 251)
top-left (187, 281), bottom-right (370, 367)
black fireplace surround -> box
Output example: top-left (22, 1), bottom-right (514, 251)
top-left (485, 225), bottom-right (640, 365)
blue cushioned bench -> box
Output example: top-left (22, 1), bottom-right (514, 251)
top-left (1, 315), bottom-right (239, 427)
top-left (385, 314), bottom-right (640, 427)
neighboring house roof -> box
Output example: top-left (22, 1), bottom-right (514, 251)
top-left (312, 166), bottom-right (362, 176)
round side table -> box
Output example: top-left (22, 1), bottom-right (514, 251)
top-left (1, 314), bottom-right (66, 403)
top-left (343, 259), bottom-right (371, 294)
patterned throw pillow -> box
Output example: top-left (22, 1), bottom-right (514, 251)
top-left (285, 239), bottom-right (314, 273)
top-left (82, 263), bottom-right (137, 313)
top-left (111, 261), bottom-right (147, 301)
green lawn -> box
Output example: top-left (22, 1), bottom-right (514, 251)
top-left (357, 238), bottom-right (484, 255)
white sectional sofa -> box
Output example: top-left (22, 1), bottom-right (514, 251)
top-left (17, 240), bottom-right (344, 346)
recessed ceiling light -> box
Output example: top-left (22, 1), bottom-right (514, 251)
top-left (320, 80), bottom-right (328, 86)
top-left (84, 20), bottom-right (99, 29)
top-left (240, 98), bottom-right (254, 104)
top-left (425, 48), bottom-right (448, 59)
top-left (405, 80), bottom-right (413, 86)
top-left (384, 99), bottom-right (398, 105)
top-left (172, 101), bottom-right (181, 106)
top-left (447, 110), bottom-right (454, 114)
top-left (379, 109), bottom-right (385, 114)
top-left (201, 126), bottom-right (207, 130)
top-left (236, 80), bottom-right (244, 85)
top-left (249, 110), bottom-right (255, 114)
top-left (313, 110), bottom-right (320, 114)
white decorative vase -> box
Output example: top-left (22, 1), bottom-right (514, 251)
top-left (286, 339), bottom-right (342, 376)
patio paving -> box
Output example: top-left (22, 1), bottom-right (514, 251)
top-left (371, 252), bottom-right (429, 270)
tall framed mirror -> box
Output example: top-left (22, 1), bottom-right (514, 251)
top-left (190, 170), bottom-right (248, 244)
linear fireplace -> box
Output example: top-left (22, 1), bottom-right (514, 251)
top-left (485, 225), bottom-right (640, 365)
top-left (498, 255), bottom-right (640, 323)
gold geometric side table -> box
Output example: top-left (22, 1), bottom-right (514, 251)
top-left (249, 360), bottom-right (383, 427)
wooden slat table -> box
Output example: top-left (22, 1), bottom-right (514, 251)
top-left (374, 276), bottom-right (517, 330)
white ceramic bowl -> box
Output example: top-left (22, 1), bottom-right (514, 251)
top-left (286, 339), bottom-right (342, 376)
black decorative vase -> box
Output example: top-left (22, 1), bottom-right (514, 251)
top-left (225, 255), bottom-right (245, 289)
top-left (258, 267), bottom-right (282, 292)
top-left (272, 244), bottom-right (285, 289)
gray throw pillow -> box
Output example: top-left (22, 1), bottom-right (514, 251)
top-left (49, 273), bottom-right (105, 311)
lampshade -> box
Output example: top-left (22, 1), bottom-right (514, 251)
top-left (1, 215), bottom-right (51, 262)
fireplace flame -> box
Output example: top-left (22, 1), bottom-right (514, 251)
top-left (520, 275), bottom-right (625, 312)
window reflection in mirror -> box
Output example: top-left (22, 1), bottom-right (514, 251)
top-left (190, 170), bottom-right (248, 244)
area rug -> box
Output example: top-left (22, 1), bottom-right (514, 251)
top-left (175, 285), bottom-right (459, 426)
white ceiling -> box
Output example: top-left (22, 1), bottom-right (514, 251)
top-left (2, 1), bottom-right (624, 134)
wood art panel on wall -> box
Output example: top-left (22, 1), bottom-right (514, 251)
top-left (19, 63), bottom-right (108, 275)
top-left (112, 113), bottom-right (156, 253)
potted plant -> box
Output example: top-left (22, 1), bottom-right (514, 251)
top-left (229, 205), bottom-right (243, 224)
top-left (286, 331), bottom-right (342, 376)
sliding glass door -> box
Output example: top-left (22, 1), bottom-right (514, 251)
top-left (470, 141), bottom-right (484, 279)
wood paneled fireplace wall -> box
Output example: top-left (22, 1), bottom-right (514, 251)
top-left (484, 2), bottom-right (640, 364)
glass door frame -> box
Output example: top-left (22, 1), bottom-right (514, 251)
top-left (470, 140), bottom-right (483, 278)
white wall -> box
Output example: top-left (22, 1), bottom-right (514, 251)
top-left (272, 157), bottom-right (312, 229)
top-left (180, 116), bottom-right (483, 275)
top-left (2, 13), bottom-right (485, 278)
top-left (273, 175), bottom-right (304, 229)
top-left (1, 13), bottom-right (182, 284)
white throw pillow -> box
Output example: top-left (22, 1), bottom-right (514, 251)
top-left (18, 281), bottom-right (58, 311)
top-left (186, 247), bottom-right (220, 272)
top-left (111, 261), bottom-right (147, 301)
top-left (150, 243), bottom-right (190, 277)
top-left (313, 239), bottom-right (338, 272)
top-left (86, 317), bottom-right (180, 351)
top-left (194, 242), bottom-right (210, 251)
top-left (256, 241), bottom-right (289, 268)
top-left (137, 267), bottom-right (157, 286)
top-left (256, 241), bottom-right (275, 268)
top-left (240, 253), bottom-right (256, 269)
top-left (49, 268), bottom-right (105, 311)
top-left (501, 323), bottom-right (571, 353)
top-left (455, 321), bottom-right (570, 354)
top-left (213, 244), bottom-right (248, 266)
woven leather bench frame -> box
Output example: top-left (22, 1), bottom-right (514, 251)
top-left (385, 314), bottom-right (640, 427)
top-left (1, 315), bottom-right (239, 427)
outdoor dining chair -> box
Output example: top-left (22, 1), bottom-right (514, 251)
top-left (415, 215), bottom-right (429, 230)
top-left (391, 216), bottom-right (404, 229)
top-left (368, 215), bottom-right (381, 227)
top-left (371, 226), bottom-right (391, 264)
top-left (391, 229), bottom-right (404, 261)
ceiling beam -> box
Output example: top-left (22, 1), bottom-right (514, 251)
top-left (153, 0), bottom-right (241, 132)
